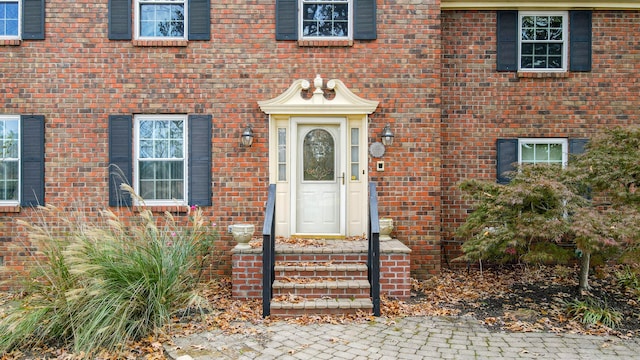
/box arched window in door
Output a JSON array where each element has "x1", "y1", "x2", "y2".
[{"x1": 302, "y1": 128, "x2": 335, "y2": 181}]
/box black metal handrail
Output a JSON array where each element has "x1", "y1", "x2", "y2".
[
  {"x1": 262, "y1": 184, "x2": 276, "y2": 318},
  {"x1": 368, "y1": 182, "x2": 381, "y2": 316}
]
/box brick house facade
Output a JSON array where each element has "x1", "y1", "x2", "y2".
[{"x1": 1, "y1": 0, "x2": 639, "y2": 286}]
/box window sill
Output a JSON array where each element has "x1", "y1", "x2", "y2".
[
  {"x1": 0, "y1": 205, "x2": 21, "y2": 213},
  {"x1": 132, "y1": 40, "x2": 189, "y2": 47},
  {"x1": 132, "y1": 205, "x2": 189, "y2": 214},
  {"x1": 298, "y1": 39, "x2": 353, "y2": 47},
  {"x1": 517, "y1": 71, "x2": 570, "y2": 79},
  {"x1": 0, "y1": 39, "x2": 21, "y2": 46}
]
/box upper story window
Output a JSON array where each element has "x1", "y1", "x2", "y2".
[
  {"x1": 109, "y1": 0, "x2": 209, "y2": 42},
  {"x1": 134, "y1": 0, "x2": 186, "y2": 40},
  {"x1": 134, "y1": 115, "x2": 187, "y2": 205},
  {"x1": 519, "y1": 11, "x2": 568, "y2": 71},
  {"x1": 0, "y1": 0, "x2": 19, "y2": 39},
  {"x1": 301, "y1": 0, "x2": 351, "y2": 39},
  {"x1": 275, "y1": 0, "x2": 376, "y2": 42},
  {"x1": 0, "y1": 115, "x2": 19, "y2": 204},
  {"x1": 496, "y1": 11, "x2": 591, "y2": 73}
]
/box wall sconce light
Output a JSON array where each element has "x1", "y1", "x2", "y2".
[
  {"x1": 241, "y1": 125, "x2": 254, "y2": 147},
  {"x1": 381, "y1": 124, "x2": 394, "y2": 146}
]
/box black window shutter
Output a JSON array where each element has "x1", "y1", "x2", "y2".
[
  {"x1": 569, "y1": 138, "x2": 589, "y2": 155},
  {"x1": 188, "y1": 0, "x2": 210, "y2": 40},
  {"x1": 108, "y1": 115, "x2": 133, "y2": 207},
  {"x1": 188, "y1": 115, "x2": 212, "y2": 206},
  {"x1": 496, "y1": 138, "x2": 518, "y2": 184},
  {"x1": 22, "y1": 0, "x2": 45, "y2": 40},
  {"x1": 108, "y1": 0, "x2": 132, "y2": 40},
  {"x1": 496, "y1": 11, "x2": 518, "y2": 72},
  {"x1": 275, "y1": 0, "x2": 297, "y2": 41},
  {"x1": 20, "y1": 115, "x2": 45, "y2": 207},
  {"x1": 570, "y1": 11, "x2": 592, "y2": 72},
  {"x1": 353, "y1": 0, "x2": 376, "y2": 40}
]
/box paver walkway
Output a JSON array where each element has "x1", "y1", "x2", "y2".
[{"x1": 165, "y1": 316, "x2": 640, "y2": 359}]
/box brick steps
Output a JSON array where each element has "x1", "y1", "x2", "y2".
[
  {"x1": 273, "y1": 279, "x2": 370, "y2": 298},
  {"x1": 274, "y1": 263, "x2": 368, "y2": 279},
  {"x1": 231, "y1": 239, "x2": 412, "y2": 316},
  {"x1": 268, "y1": 243, "x2": 374, "y2": 317},
  {"x1": 270, "y1": 298, "x2": 373, "y2": 317}
]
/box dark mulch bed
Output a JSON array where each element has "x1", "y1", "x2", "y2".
[{"x1": 408, "y1": 264, "x2": 640, "y2": 337}]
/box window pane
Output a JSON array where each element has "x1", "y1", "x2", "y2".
[
  {"x1": 521, "y1": 28, "x2": 534, "y2": 41},
  {"x1": 535, "y1": 29, "x2": 548, "y2": 41},
  {"x1": 522, "y1": 16, "x2": 534, "y2": 28},
  {"x1": 549, "y1": 143, "x2": 563, "y2": 161},
  {"x1": 548, "y1": 57, "x2": 562, "y2": 68},
  {"x1": 333, "y1": 21, "x2": 347, "y2": 37},
  {"x1": 169, "y1": 140, "x2": 182, "y2": 158},
  {"x1": 154, "y1": 140, "x2": 167, "y2": 158},
  {"x1": 139, "y1": 120, "x2": 153, "y2": 138},
  {"x1": 536, "y1": 16, "x2": 549, "y2": 27},
  {"x1": 534, "y1": 144, "x2": 549, "y2": 161},
  {"x1": 140, "y1": 140, "x2": 153, "y2": 158},
  {"x1": 550, "y1": 28, "x2": 563, "y2": 41},
  {"x1": 278, "y1": 128, "x2": 286, "y2": 181},
  {"x1": 521, "y1": 143, "x2": 534, "y2": 162},
  {"x1": 334, "y1": 4, "x2": 348, "y2": 20},
  {"x1": 139, "y1": 180, "x2": 155, "y2": 199},
  {"x1": 170, "y1": 161, "x2": 183, "y2": 179},
  {"x1": 0, "y1": 2, "x2": 18, "y2": 36},
  {"x1": 548, "y1": 43, "x2": 562, "y2": 55},
  {"x1": 156, "y1": 181, "x2": 171, "y2": 199},
  {"x1": 154, "y1": 121, "x2": 168, "y2": 139},
  {"x1": 139, "y1": 161, "x2": 154, "y2": 179},
  {"x1": 0, "y1": 161, "x2": 18, "y2": 201},
  {"x1": 278, "y1": 129, "x2": 286, "y2": 163},
  {"x1": 171, "y1": 181, "x2": 184, "y2": 199},
  {"x1": 350, "y1": 128, "x2": 359, "y2": 180}
]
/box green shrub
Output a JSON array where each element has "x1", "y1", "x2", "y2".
[
  {"x1": 565, "y1": 297, "x2": 622, "y2": 329},
  {"x1": 0, "y1": 189, "x2": 217, "y2": 355}
]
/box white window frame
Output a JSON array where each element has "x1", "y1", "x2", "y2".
[
  {"x1": 518, "y1": 138, "x2": 568, "y2": 167},
  {"x1": 133, "y1": 114, "x2": 188, "y2": 206},
  {"x1": 518, "y1": 11, "x2": 568, "y2": 72},
  {"x1": 0, "y1": 0, "x2": 20, "y2": 40},
  {"x1": 299, "y1": 0, "x2": 352, "y2": 41},
  {"x1": 0, "y1": 115, "x2": 20, "y2": 206},
  {"x1": 133, "y1": 0, "x2": 188, "y2": 41}
]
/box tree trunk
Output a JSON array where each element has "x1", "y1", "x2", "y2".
[{"x1": 579, "y1": 251, "x2": 591, "y2": 292}]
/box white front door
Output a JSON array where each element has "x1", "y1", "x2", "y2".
[{"x1": 294, "y1": 122, "x2": 345, "y2": 235}]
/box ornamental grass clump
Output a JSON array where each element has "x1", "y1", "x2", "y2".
[{"x1": 0, "y1": 187, "x2": 217, "y2": 355}]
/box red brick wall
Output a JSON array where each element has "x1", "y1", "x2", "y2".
[
  {"x1": 440, "y1": 10, "x2": 640, "y2": 266},
  {"x1": 0, "y1": 0, "x2": 442, "y2": 285}
]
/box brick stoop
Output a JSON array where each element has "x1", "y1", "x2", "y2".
[{"x1": 232, "y1": 238, "x2": 412, "y2": 317}]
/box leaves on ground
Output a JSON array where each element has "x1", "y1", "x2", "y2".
[{"x1": 2, "y1": 264, "x2": 639, "y2": 359}]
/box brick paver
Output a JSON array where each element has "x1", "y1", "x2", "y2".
[{"x1": 167, "y1": 316, "x2": 640, "y2": 360}]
